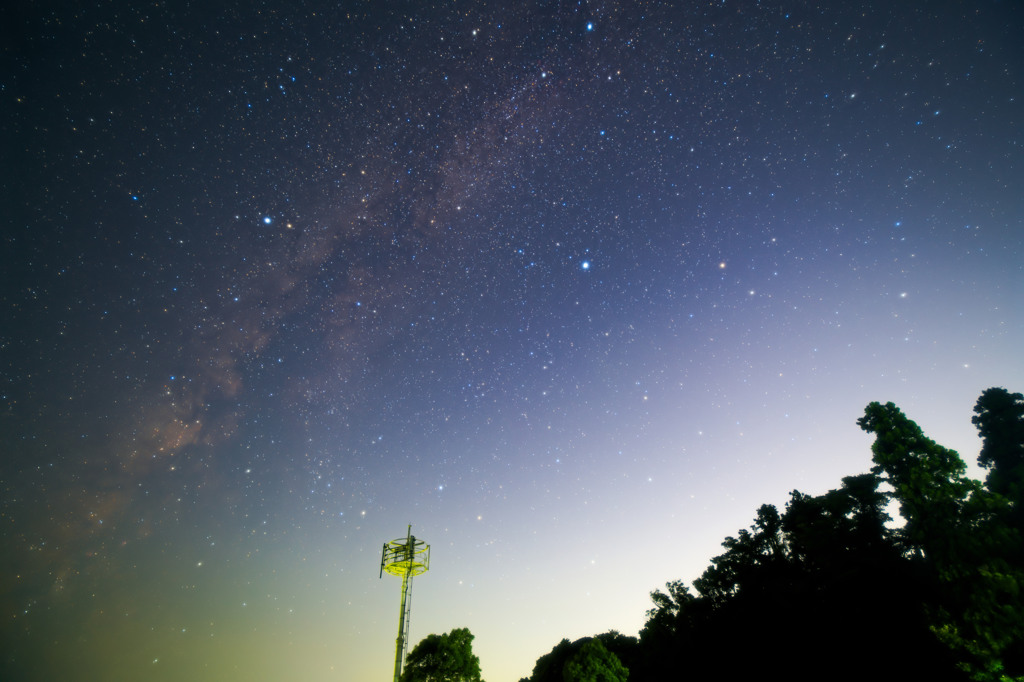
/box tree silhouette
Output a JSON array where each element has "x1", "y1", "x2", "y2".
[
  {"x1": 692, "y1": 503, "x2": 788, "y2": 607},
  {"x1": 522, "y1": 633, "x2": 637, "y2": 682},
  {"x1": 973, "y1": 387, "x2": 1024, "y2": 509},
  {"x1": 523, "y1": 638, "x2": 573, "y2": 682},
  {"x1": 858, "y1": 401, "x2": 978, "y2": 562},
  {"x1": 859, "y1": 398, "x2": 1022, "y2": 680},
  {"x1": 400, "y1": 627, "x2": 483, "y2": 682},
  {"x1": 562, "y1": 639, "x2": 628, "y2": 682},
  {"x1": 527, "y1": 389, "x2": 1024, "y2": 682}
]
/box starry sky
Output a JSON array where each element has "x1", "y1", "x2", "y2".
[{"x1": 2, "y1": 2, "x2": 1022, "y2": 680}]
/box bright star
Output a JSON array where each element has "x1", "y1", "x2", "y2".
[{"x1": 580, "y1": 261, "x2": 591, "y2": 270}]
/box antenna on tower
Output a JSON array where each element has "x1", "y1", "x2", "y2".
[{"x1": 380, "y1": 525, "x2": 430, "y2": 682}]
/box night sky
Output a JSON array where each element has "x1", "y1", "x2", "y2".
[{"x1": 2, "y1": 2, "x2": 1022, "y2": 680}]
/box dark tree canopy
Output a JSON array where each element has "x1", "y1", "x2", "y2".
[
  {"x1": 858, "y1": 400, "x2": 977, "y2": 561},
  {"x1": 400, "y1": 627, "x2": 483, "y2": 682},
  {"x1": 524, "y1": 389, "x2": 1024, "y2": 682},
  {"x1": 522, "y1": 633, "x2": 637, "y2": 682},
  {"x1": 973, "y1": 387, "x2": 1024, "y2": 506},
  {"x1": 562, "y1": 639, "x2": 628, "y2": 682}
]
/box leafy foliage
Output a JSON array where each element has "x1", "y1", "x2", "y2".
[
  {"x1": 860, "y1": 399, "x2": 1024, "y2": 680},
  {"x1": 858, "y1": 401, "x2": 978, "y2": 561},
  {"x1": 973, "y1": 388, "x2": 1024, "y2": 508},
  {"x1": 522, "y1": 633, "x2": 637, "y2": 682},
  {"x1": 692, "y1": 503, "x2": 787, "y2": 606},
  {"x1": 562, "y1": 639, "x2": 628, "y2": 682},
  {"x1": 401, "y1": 627, "x2": 483, "y2": 682},
  {"x1": 524, "y1": 389, "x2": 1024, "y2": 682}
]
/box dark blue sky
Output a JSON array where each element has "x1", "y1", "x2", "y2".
[{"x1": 3, "y1": 2, "x2": 1022, "y2": 680}]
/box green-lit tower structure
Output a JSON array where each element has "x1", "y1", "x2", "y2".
[{"x1": 380, "y1": 525, "x2": 430, "y2": 682}]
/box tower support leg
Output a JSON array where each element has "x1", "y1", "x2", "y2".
[{"x1": 393, "y1": 570, "x2": 410, "y2": 682}]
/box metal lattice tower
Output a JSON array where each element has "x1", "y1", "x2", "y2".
[{"x1": 380, "y1": 525, "x2": 430, "y2": 682}]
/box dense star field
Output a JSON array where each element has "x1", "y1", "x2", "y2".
[{"x1": 2, "y1": 2, "x2": 1022, "y2": 680}]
